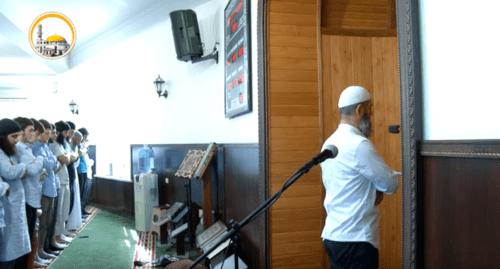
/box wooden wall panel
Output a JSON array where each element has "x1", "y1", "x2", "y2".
[
  {"x1": 422, "y1": 154, "x2": 500, "y2": 268},
  {"x1": 321, "y1": 35, "x2": 401, "y2": 268},
  {"x1": 89, "y1": 177, "x2": 135, "y2": 218},
  {"x1": 269, "y1": 46, "x2": 318, "y2": 59},
  {"x1": 418, "y1": 141, "x2": 500, "y2": 268},
  {"x1": 272, "y1": 253, "x2": 323, "y2": 269},
  {"x1": 268, "y1": 0, "x2": 324, "y2": 268},
  {"x1": 270, "y1": 1, "x2": 317, "y2": 14},
  {"x1": 271, "y1": 173, "x2": 321, "y2": 187},
  {"x1": 268, "y1": 1, "x2": 400, "y2": 268},
  {"x1": 321, "y1": 0, "x2": 397, "y2": 36},
  {"x1": 270, "y1": 70, "x2": 318, "y2": 82}
]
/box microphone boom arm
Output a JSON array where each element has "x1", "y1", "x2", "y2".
[{"x1": 186, "y1": 149, "x2": 333, "y2": 269}]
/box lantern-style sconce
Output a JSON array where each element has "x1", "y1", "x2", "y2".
[
  {"x1": 69, "y1": 99, "x2": 79, "y2": 115},
  {"x1": 154, "y1": 75, "x2": 167, "y2": 98}
]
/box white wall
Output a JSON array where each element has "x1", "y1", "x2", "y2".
[
  {"x1": 0, "y1": 0, "x2": 260, "y2": 179},
  {"x1": 419, "y1": 0, "x2": 500, "y2": 140}
]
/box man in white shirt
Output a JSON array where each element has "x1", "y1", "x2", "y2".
[
  {"x1": 320, "y1": 86, "x2": 400, "y2": 269},
  {"x1": 49, "y1": 121, "x2": 77, "y2": 247}
]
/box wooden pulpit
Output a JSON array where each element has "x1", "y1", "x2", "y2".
[{"x1": 175, "y1": 143, "x2": 217, "y2": 230}]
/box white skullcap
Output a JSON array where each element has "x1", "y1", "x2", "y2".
[
  {"x1": 338, "y1": 86, "x2": 371, "y2": 108},
  {"x1": 72, "y1": 131, "x2": 82, "y2": 139}
]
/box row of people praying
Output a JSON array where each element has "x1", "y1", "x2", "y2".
[{"x1": 0, "y1": 118, "x2": 93, "y2": 268}]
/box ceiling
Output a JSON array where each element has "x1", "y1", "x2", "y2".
[{"x1": 0, "y1": 0, "x2": 207, "y2": 94}]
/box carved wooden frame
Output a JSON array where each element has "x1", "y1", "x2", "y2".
[
  {"x1": 174, "y1": 149, "x2": 204, "y2": 179},
  {"x1": 396, "y1": 0, "x2": 423, "y2": 268}
]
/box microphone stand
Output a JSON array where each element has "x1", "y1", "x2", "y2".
[{"x1": 187, "y1": 158, "x2": 320, "y2": 269}]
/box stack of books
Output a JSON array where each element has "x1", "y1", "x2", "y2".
[
  {"x1": 153, "y1": 202, "x2": 186, "y2": 227},
  {"x1": 196, "y1": 220, "x2": 231, "y2": 260}
]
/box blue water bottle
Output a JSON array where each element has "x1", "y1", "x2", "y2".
[{"x1": 138, "y1": 145, "x2": 155, "y2": 173}]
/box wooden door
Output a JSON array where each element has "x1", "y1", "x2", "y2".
[{"x1": 321, "y1": 35, "x2": 402, "y2": 268}]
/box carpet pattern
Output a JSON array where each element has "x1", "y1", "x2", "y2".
[
  {"x1": 132, "y1": 231, "x2": 156, "y2": 269},
  {"x1": 33, "y1": 206, "x2": 100, "y2": 268},
  {"x1": 76, "y1": 206, "x2": 100, "y2": 233}
]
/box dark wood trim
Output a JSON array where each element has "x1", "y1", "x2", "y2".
[
  {"x1": 418, "y1": 156, "x2": 500, "y2": 269},
  {"x1": 89, "y1": 176, "x2": 135, "y2": 218},
  {"x1": 421, "y1": 140, "x2": 500, "y2": 159},
  {"x1": 397, "y1": 0, "x2": 423, "y2": 268},
  {"x1": 88, "y1": 203, "x2": 134, "y2": 220},
  {"x1": 389, "y1": 0, "x2": 397, "y2": 30},
  {"x1": 321, "y1": 27, "x2": 397, "y2": 37},
  {"x1": 257, "y1": 0, "x2": 269, "y2": 268},
  {"x1": 421, "y1": 156, "x2": 500, "y2": 268}
]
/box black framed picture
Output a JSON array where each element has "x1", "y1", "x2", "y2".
[{"x1": 224, "y1": 0, "x2": 252, "y2": 118}]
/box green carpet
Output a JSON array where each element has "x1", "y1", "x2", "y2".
[
  {"x1": 49, "y1": 209, "x2": 138, "y2": 268},
  {"x1": 48, "y1": 208, "x2": 223, "y2": 268}
]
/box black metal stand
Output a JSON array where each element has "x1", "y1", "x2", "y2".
[
  {"x1": 229, "y1": 220, "x2": 241, "y2": 269},
  {"x1": 187, "y1": 158, "x2": 318, "y2": 269},
  {"x1": 184, "y1": 181, "x2": 196, "y2": 246}
]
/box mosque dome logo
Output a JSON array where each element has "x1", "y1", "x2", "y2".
[{"x1": 29, "y1": 12, "x2": 76, "y2": 60}]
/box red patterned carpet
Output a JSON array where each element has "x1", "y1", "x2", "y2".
[
  {"x1": 76, "y1": 206, "x2": 100, "y2": 233},
  {"x1": 132, "y1": 231, "x2": 156, "y2": 269}
]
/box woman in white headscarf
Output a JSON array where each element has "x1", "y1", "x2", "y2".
[{"x1": 0, "y1": 118, "x2": 29, "y2": 269}]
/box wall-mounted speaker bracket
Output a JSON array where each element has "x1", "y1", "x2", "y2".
[{"x1": 191, "y1": 49, "x2": 218, "y2": 64}]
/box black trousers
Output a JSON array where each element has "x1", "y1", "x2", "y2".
[
  {"x1": 38, "y1": 196, "x2": 54, "y2": 253},
  {"x1": 78, "y1": 173, "x2": 90, "y2": 214},
  {"x1": 68, "y1": 165, "x2": 78, "y2": 216},
  {"x1": 0, "y1": 260, "x2": 15, "y2": 269},
  {"x1": 45, "y1": 194, "x2": 59, "y2": 248},
  {"x1": 68, "y1": 177, "x2": 75, "y2": 215},
  {"x1": 323, "y1": 240, "x2": 379, "y2": 269}
]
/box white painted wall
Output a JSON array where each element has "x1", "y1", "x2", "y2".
[
  {"x1": 419, "y1": 0, "x2": 500, "y2": 140},
  {"x1": 0, "y1": 0, "x2": 259, "y2": 179}
]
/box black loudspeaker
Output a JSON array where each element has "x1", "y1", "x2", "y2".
[{"x1": 170, "y1": 10, "x2": 203, "y2": 62}]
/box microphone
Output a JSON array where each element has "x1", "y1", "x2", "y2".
[
  {"x1": 312, "y1": 144, "x2": 338, "y2": 165},
  {"x1": 288, "y1": 144, "x2": 338, "y2": 185},
  {"x1": 388, "y1": 125, "x2": 400, "y2": 134}
]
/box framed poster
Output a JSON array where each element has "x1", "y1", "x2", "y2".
[{"x1": 224, "y1": 0, "x2": 252, "y2": 118}]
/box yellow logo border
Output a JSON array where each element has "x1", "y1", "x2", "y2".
[{"x1": 29, "y1": 12, "x2": 76, "y2": 60}]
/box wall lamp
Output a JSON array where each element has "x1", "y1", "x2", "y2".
[
  {"x1": 154, "y1": 75, "x2": 167, "y2": 98},
  {"x1": 69, "y1": 99, "x2": 79, "y2": 115}
]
